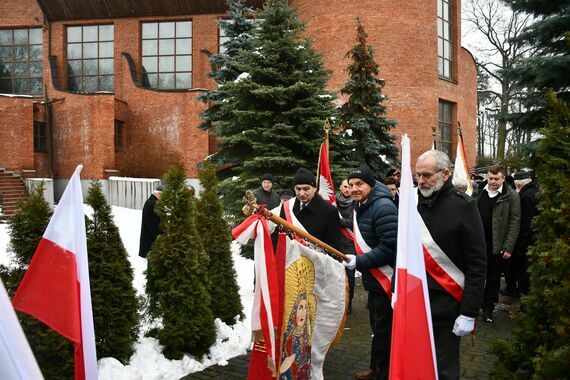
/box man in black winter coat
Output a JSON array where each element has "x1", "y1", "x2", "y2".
[
  {"x1": 416, "y1": 150, "x2": 487, "y2": 380},
  {"x1": 139, "y1": 184, "x2": 163, "y2": 258},
  {"x1": 275, "y1": 168, "x2": 343, "y2": 251},
  {"x1": 511, "y1": 170, "x2": 539, "y2": 295},
  {"x1": 253, "y1": 173, "x2": 280, "y2": 210},
  {"x1": 343, "y1": 164, "x2": 398, "y2": 380}
]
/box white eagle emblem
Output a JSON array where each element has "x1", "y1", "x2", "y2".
[{"x1": 319, "y1": 175, "x2": 335, "y2": 204}]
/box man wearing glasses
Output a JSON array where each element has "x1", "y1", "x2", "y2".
[{"x1": 415, "y1": 150, "x2": 487, "y2": 380}]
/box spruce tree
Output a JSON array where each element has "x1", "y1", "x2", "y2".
[
  {"x1": 195, "y1": 161, "x2": 243, "y2": 325},
  {"x1": 503, "y1": 0, "x2": 570, "y2": 131},
  {"x1": 339, "y1": 17, "x2": 398, "y2": 177},
  {"x1": 2, "y1": 184, "x2": 74, "y2": 379},
  {"x1": 85, "y1": 180, "x2": 139, "y2": 362},
  {"x1": 492, "y1": 92, "x2": 570, "y2": 379},
  {"x1": 145, "y1": 162, "x2": 216, "y2": 359},
  {"x1": 198, "y1": 0, "x2": 258, "y2": 155},
  {"x1": 208, "y1": 0, "x2": 334, "y2": 224}
]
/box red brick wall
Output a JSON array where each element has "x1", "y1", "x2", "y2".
[
  {"x1": 292, "y1": 0, "x2": 477, "y2": 170},
  {"x1": 0, "y1": 0, "x2": 43, "y2": 26},
  {"x1": 1, "y1": 0, "x2": 476, "y2": 179},
  {"x1": 0, "y1": 97, "x2": 35, "y2": 171},
  {"x1": 44, "y1": 14, "x2": 219, "y2": 179}
]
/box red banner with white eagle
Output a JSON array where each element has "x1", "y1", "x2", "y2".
[{"x1": 317, "y1": 142, "x2": 336, "y2": 205}]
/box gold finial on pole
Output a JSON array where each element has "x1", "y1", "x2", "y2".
[
  {"x1": 242, "y1": 190, "x2": 259, "y2": 217},
  {"x1": 323, "y1": 118, "x2": 331, "y2": 151}
]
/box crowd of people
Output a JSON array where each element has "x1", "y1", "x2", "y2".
[
  {"x1": 250, "y1": 149, "x2": 538, "y2": 380},
  {"x1": 138, "y1": 149, "x2": 539, "y2": 380}
]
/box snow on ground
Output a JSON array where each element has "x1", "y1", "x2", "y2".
[{"x1": 0, "y1": 205, "x2": 255, "y2": 379}]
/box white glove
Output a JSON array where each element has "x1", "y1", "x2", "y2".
[
  {"x1": 452, "y1": 315, "x2": 475, "y2": 336},
  {"x1": 342, "y1": 254, "x2": 357, "y2": 270}
]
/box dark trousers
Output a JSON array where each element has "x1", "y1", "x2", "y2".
[
  {"x1": 433, "y1": 323, "x2": 461, "y2": 380},
  {"x1": 504, "y1": 253, "x2": 523, "y2": 293},
  {"x1": 346, "y1": 268, "x2": 355, "y2": 304},
  {"x1": 483, "y1": 253, "x2": 502, "y2": 309},
  {"x1": 367, "y1": 291, "x2": 392, "y2": 380}
]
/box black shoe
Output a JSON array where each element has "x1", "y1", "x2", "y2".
[{"x1": 482, "y1": 309, "x2": 494, "y2": 323}]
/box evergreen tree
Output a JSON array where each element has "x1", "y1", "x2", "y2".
[
  {"x1": 195, "y1": 161, "x2": 243, "y2": 325},
  {"x1": 2, "y1": 184, "x2": 74, "y2": 378},
  {"x1": 207, "y1": 0, "x2": 334, "y2": 224},
  {"x1": 85, "y1": 180, "x2": 139, "y2": 362},
  {"x1": 492, "y1": 92, "x2": 570, "y2": 379},
  {"x1": 503, "y1": 0, "x2": 570, "y2": 131},
  {"x1": 145, "y1": 162, "x2": 216, "y2": 359},
  {"x1": 339, "y1": 17, "x2": 398, "y2": 177},
  {"x1": 198, "y1": 0, "x2": 258, "y2": 152}
]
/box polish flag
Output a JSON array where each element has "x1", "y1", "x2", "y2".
[
  {"x1": 0, "y1": 279, "x2": 43, "y2": 379},
  {"x1": 389, "y1": 135, "x2": 438, "y2": 380},
  {"x1": 12, "y1": 165, "x2": 98, "y2": 380},
  {"x1": 452, "y1": 131, "x2": 473, "y2": 196},
  {"x1": 232, "y1": 213, "x2": 280, "y2": 379},
  {"x1": 317, "y1": 142, "x2": 336, "y2": 205}
]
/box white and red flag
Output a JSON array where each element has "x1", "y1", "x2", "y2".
[
  {"x1": 389, "y1": 135, "x2": 438, "y2": 380},
  {"x1": 0, "y1": 279, "x2": 43, "y2": 379},
  {"x1": 12, "y1": 165, "x2": 98, "y2": 380},
  {"x1": 317, "y1": 142, "x2": 336, "y2": 205},
  {"x1": 232, "y1": 213, "x2": 280, "y2": 379},
  {"x1": 452, "y1": 130, "x2": 473, "y2": 196}
]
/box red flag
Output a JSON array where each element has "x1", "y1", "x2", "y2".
[
  {"x1": 317, "y1": 142, "x2": 336, "y2": 205},
  {"x1": 12, "y1": 165, "x2": 98, "y2": 380},
  {"x1": 389, "y1": 135, "x2": 438, "y2": 380}
]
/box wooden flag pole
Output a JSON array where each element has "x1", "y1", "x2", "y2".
[
  {"x1": 324, "y1": 118, "x2": 331, "y2": 153},
  {"x1": 242, "y1": 190, "x2": 349, "y2": 262}
]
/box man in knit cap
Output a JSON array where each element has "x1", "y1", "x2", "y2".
[
  {"x1": 275, "y1": 167, "x2": 342, "y2": 251},
  {"x1": 253, "y1": 173, "x2": 280, "y2": 210},
  {"x1": 344, "y1": 164, "x2": 398, "y2": 380}
]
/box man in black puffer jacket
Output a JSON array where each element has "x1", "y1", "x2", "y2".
[{"x1": 343, "y1": 164, "x2": 398, "y2": 380}]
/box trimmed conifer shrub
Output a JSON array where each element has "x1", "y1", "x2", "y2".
[
  {"x1": 145, "y1": 162, "x2": 216, "y2": 359},
  {"x1": 196, "y1": 161, "x2": 243, "y2": 325},
  {"x1": 85, "y1": 180, "x2": 139, "y2": 362},
  {"x1": 3, "y1": 183, "x2": 74, "y2": 379},
  {"x1": 492, "y1": 92, "x2": 570, "y2": 378}
]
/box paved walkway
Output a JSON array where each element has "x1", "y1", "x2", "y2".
[{"x1": 185, "y1": 281, "x2": 516, "y2": 379}]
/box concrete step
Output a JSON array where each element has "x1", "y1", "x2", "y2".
[{"x1": 0, "y1": 168, "x2": 27, "y2": 220}]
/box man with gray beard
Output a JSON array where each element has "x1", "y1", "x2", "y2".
[{"x1": 416, "y1": 150, "x2": 487, "y2": 380}]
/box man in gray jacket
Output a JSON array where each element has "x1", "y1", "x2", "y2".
[{"x1": 477, "y1": 164, "x2": 521, "y2": 323}]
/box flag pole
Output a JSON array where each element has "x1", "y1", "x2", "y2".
[
  {"x1": 316, "y1": 119, "x2": 330, "y2": 193},
  {"x1": 324, "y1": 118, "x2": 331, "y2": 153},
  {"x1": 242, "y1": 190, "x2": 349, "y2": 262}
]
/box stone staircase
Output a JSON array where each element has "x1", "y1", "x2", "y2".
[{"x1": 0, "y1": 169, "x2": 28, "y2": 221}]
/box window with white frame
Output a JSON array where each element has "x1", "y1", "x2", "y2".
[
  {"x1": 0, "y1": 28, "x2": 43, "y2": 95},
  {"x1": 67, "y1": 24, "x2": 114, "y2": 92},
  {"x1": 437, "y1": 0, "x2": 453, "y2": 79},
  {"x1": 141, "y1": 21, "x2": 192, "y2": 90}
]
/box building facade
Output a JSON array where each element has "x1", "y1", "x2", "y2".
[{"x1": 0, "y1": 0, "x2": 476, "y2": 194}]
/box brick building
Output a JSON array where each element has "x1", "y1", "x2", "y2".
[{"x1": 0, "y1": 0, "x2": 476, "y2": 198}]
